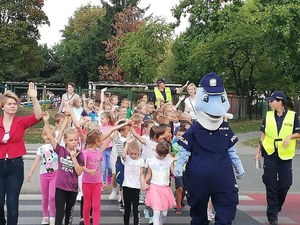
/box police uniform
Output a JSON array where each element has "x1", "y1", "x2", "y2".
[
  {"x1": 260, "y1": 108, "x2": 300, "y2": 223},
  {"x1": 150, "y1": 78, "x2": 177, "y2": 107},
  {"x1": 178, "y1": 121, "x2": 239, "y2": 225}
]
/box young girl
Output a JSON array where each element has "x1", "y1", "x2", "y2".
[
  {"x1": 27, "y1": 126, "x2": 58, "y2": 225},
  {"x1": 99, "y1": 112, "x2": 114, "y2": 185},
  {"x1": 143, "y1": 141, "x2": 176, "y2": 225},
  {"x1": 121, "y1": 139, "x2": 145, "y2": 225},
  {"x1": 82, "y1": 129, "x2": 107, "y2": 225},
  {"x1": 43, "y1": 111, "x2": 84, "y2": 225}
]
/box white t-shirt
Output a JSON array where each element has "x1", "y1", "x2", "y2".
[
  {"x1": 146, "y1": 155, "x2": 173, "y2": 186},
  {"x1": 122, "y1": 155, "x2": 145, "y2": 189},
  {"x1": 36, "y1": 143, "x2": 59, "y2": 174},
  {"x1": 141, "y1": 139, "x2": 157, "y2": 160},
  {"x1": 184, "y1": 97, "x2": 197, "y2": 119}
]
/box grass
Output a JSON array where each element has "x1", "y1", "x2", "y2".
[
  {"x1": 229, "y1": 119, "x2": 261, "y2": 134},
  {"x1": 14, "y1": 107, "x2": 58, "y2": 144}
]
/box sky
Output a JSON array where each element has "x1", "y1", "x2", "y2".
[{"x1": 38, "y1": 0, "x2": 189, "y2": 46}]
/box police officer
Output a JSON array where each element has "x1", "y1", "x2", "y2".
[
  {"x1": 255, "y1": 91, "x2": 300, "y2": 225},
  {"x1": 150, "y1": 78, "x2": 188, "y2": 108}
]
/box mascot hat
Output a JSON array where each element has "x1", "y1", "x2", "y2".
[{"x1": 195, "y1": 72, "x2": 230, "y2": 130}]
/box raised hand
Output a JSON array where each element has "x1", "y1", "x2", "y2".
[
  {"x1": 27, "y1": 82, "x2": 37, "y2": 99},
  {"x1": 42, "y1": 111, "x2": 50, "y2": 122}
]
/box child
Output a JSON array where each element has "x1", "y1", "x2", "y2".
[
  {"x1": 121, "y1": 98, "x2": 132, "y2": 119},
  {"x1": 43, "y1": 111, "x2": 84, "y2": 225},
  {"x1": 144, "y1": 102, "x2": 155, "y2": 121},
  {"x1": 143, "y1": 141, "x2": 176, "y2": 225},
  {"x1": 27, "y1": 126, "x2": 58, "y2": 225},
  {"x1": 121, "y1": 139, "x2": 145, "y2": 225},
  {"x1": 82, "y1": 129, "x2": 107, "y2": 225},
  {"x1": 110, "y1": 95, "x2": 119, "y2": 110},
  {"x1": 131, "y1": 113, "x2": 143, "y2": 136},
  {"x1": 71, "y1": 96, "x2": 83, "y2": 123},
  {"x1": 99, "y1": 112, "x2": 114, "y2": 185},
  {"x1": 170, "y1": 127, "x2": 187, "y2": 215}
]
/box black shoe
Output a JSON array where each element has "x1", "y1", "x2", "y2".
[
  {"x1": 79, "y1": 221, "x2": 84, "y2": 225},
  {"x1": 269, "y1": 220, "x2": 278, "y2": 225}
]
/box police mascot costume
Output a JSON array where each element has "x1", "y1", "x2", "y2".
[{"x1": 175, "y1": 72, "x2": 241, "y2": 225}]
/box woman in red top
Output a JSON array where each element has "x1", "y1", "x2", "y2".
[{"x1": 0, "y1": 82, "x2": 42, "y2": 225}]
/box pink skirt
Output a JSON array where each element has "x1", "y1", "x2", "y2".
[{"x1": 145, "y1": 183, "x2": 176, "y2": 211}]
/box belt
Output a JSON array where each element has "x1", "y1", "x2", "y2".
[{"x1": 0, "y1": 156, "x2": 22, "y2": 161}]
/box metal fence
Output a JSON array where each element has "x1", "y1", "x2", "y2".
[{"x1": 2, "y1": 82, "x2": 299, "y2": 120}]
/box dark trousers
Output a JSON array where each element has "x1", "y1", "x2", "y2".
[
  {"x1": 55, "y1": 187, "x2": 77, "y2": 225},
  {"x1": 123, "y1": 186, "x2": 140, "y2": 225},
  {"x1": 0, "y1": 157, "x2": 24, "y2": 225},
  {"x1": 262, "y1": 154, "x2": 292, "y2": 222}
]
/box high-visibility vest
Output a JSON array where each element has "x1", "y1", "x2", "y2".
[
  {"x1": 263, "y1": 110, "x2": 296, "y2": 160},
  {"x1": 154, "y1": 87, "x2": 172, "y2": 106}
]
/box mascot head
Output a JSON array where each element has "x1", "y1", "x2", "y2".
[{"x1": 195, "y1": 72, "x2": 230, "y2": 131}]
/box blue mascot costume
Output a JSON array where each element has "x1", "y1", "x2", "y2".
[{"x1": 175, "y1": 72, "x2": 240, "y2": 225}]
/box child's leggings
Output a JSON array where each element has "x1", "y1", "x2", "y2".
[
  {"x1": 102, "y1": 147, "x2": 112, "y2": 183},
  {"x1": 40, "y1": 171, "x2": 57, "y2": 217},
  {"x1": 153, "y1": 210, "x2": 168, "y2": 225},
  {"x1": 55, "y1": 187, "x2": 77, "y2": 225},
  {"x1": 123, "y1": 186, "x2": 140, "y2": 225},
  {"x1": 82, "y1": 182, "x2": 102, "y2": 225}
]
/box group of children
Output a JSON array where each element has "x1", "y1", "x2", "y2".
[{"x1": 27, "y1": 87, "x2": 244, "y2": 225}]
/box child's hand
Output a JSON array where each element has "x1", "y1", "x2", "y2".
[
  {"x1": 101, "y1": 87, "x2": 107, "y2": 92},
  {"x1": 88, "y1": 169, "x2": 97, "y2": 176},
  {"x1": 26, "y1": 174, "x2": 32, "y2": 183},
  {"x1": 42, "y1": 111, "x2": 49, "y2": 122},
  {"x1": 179, "y1": 95, "x2": 185, "y2": 101},
  {"x1": 142, "y1": 183, "x2": 149, "y2": 191},
  {"x1": 102, "y1": 183, "x2": 107, "y2": 190}
]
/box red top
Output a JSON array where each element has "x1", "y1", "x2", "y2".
[{"x1": 0, "y1": 114, "x2": 40, "y2": 159}]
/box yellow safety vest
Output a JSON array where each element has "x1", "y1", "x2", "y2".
[
  {"x1": 154, "y1": 87, "x2": 172, "y2": 106},
  {"x1": 263, "y1": 110, "x2": 296, "y2": 160}
]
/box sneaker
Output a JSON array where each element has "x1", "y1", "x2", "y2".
[
  {"x1": 109, "y1": 189, "x2": 118, "y2": 200},
  {"x1": 175, "y1": 207, "x2": 182, "y2": 215},
  {"x1": 118, "y1": 201, "x2": 124, "y2": 214},
  {"x1": 49, "y1": 217, "x2": 55, "y2": 225},
  {"x1": 79, "y1": 220, "x2": 84, "y2": 225},
  {"x1": 41, "y1": 217, "x2": 49, "y2": 225}
]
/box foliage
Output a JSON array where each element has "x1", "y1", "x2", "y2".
[
  {"x1": 115, "y1": 18, "x2": 172, "y2": 83},
  {"x1": 171, "y1": 0, "x2": 300, "y2": 118},
  {"x1": 0, "y1": 0, "x2": 48, "y2": 81},
  {"x1": 99, "y1": 5, "x2": 144, "y2": 82},
  {"x1": 56, "y1": 5, "x2": 107, "y2": 87}
]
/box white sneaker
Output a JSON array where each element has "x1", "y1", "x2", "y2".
[
  {"x1": 49, "y1": 217, "x2": 55, "y2": 225},
  {"x1": 109, "y1": 189, "x2": 118, "y2": 200},
  {"x1": 41, "y1": 217, "x2": 49, "y2": 225}
]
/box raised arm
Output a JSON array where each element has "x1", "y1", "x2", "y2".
[
  {"x1": 27, "y1": 82, "x2": 42, "y2": 120},
  {"x1": 176, "y1": 80, "x2": 189, "y2": 94},
  {"x1": 43, "y1": 112, "x2": 57, "y2": 150},
  {"x1": 130, "y1": 126, "x2": 146, "y2": 145},
  {"x1": 174, "y1": 95, "x2": 185, "y2": 109}
]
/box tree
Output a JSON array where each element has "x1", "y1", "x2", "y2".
[
  {"x1": 99, "y1": 5, "x2": 145, "y2": 82},
  {"x1": 57, "y1": 5, "x2": 107, "y2": 87},
  {"x1": 116, "y1": 19, "x2": 172, "y2": 83},
  {"x1": 0, "y1": 0, "x2": 48, "y2": 81}
]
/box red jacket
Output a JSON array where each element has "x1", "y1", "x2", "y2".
[{"x1": 0, "y1": 114, "x2": 40, "y2": 159}]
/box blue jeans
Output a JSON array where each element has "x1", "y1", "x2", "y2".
[
  {"x1": 0, "y1": 157, "x2": 24, "y2": 225},
  {"x1": 102, "y1": 147, "x2": 112, "y2": 183}
]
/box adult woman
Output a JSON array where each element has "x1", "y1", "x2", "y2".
[
  {"x1": 58, "y1": 82, "x2": 80, "y2": 113},
  {"x1": 0, "y1": 82, "x2": 42, "y2": 225},
  {"x1": 255, "y1": 91, "x2": 300, "y2": 225},
  {"x1": 184, "y1": 83, "x2": 197, "y2": 122}
]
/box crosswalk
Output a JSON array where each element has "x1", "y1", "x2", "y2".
[
  {"x1": 17, "y1": 193, "x2": 300, "y2": 225},
  {"x1": 17, "y1": 194, "x2": 191, "y2": 225}
]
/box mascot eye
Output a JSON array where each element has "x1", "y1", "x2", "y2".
[
  {"x1": 202, "y1": 94, "x2": 209, "y2": 103},
  {"x1": 221, "y1": 94, "x2": 226, "y2": 103}
]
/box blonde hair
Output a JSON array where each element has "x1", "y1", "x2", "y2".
[
  {"x1": 0, "y1": 91, "x2": 19, "y2": 108},
  {"x1": 127, "y1": 140, "x2": 140, "y2": 155},
  {"x1": 63, "y1": 128, "x2": 77, "y2": 141}
]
